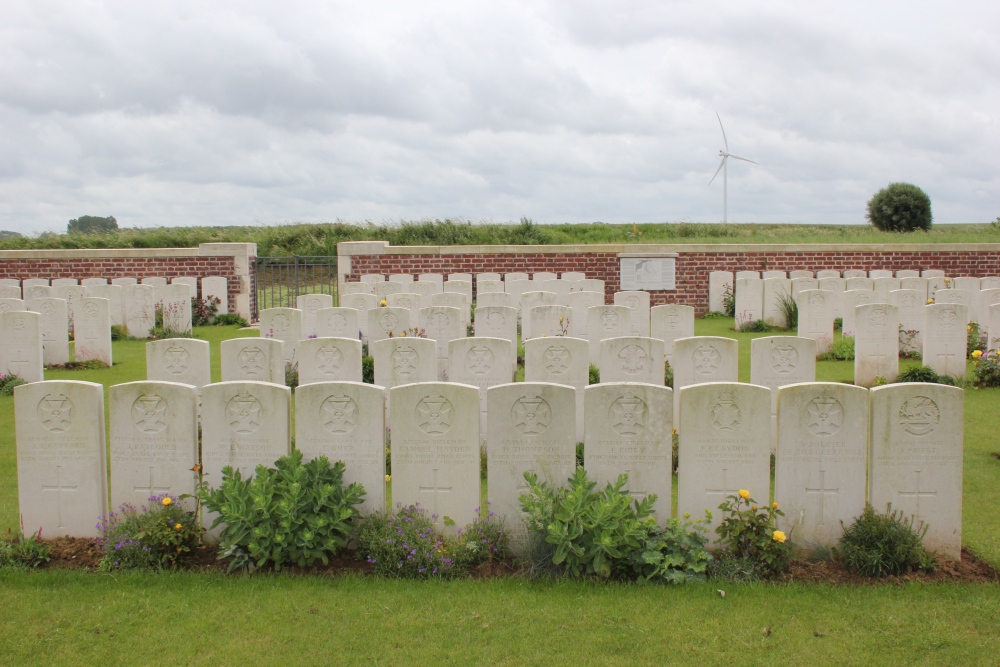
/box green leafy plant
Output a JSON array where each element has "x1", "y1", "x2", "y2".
[
  {"x1": 627, "y1": 511, "x2": 713, "y2": 584},
  {"x1": 664, "y1": 361, "x2": 673, "y2": 388},
  {"x1": 451, "y1": 507, "x2": 510, "y2": 571},
  {"x1": 833, "y1": 317, "x2": 843, "y2": 332},
  {"x1": 701, "y1": 311, "x2": 727, "y2": 320},
  {"x1": 713, "y1": 490, "x2": 791, "y2": 579},
  {"x1": 871, "y1": 375, "x2": 889, "y2": 387},
  {"x1": 95, "y1": 494, "x2": 201, "y2": 571},
  {"x1": 213, "y1": 313, "x2": 250, "y2": 327},
  {"x1": 737, "y1": 318, "x2": 773, "y2": 333},
  {"x1": 896, "y1": 365, "x2": 955, "y2": 385},
  {"x1": 199, "y1": 450, "x2": 365, "y2": 573},
  {"x1": 285, "y1": 361, "x2": 299, "y2": 390},
  {"x1": 0, "y1": 528, "x2": 51, "y2": 569},
  {"x1": 775, "y1": 292, "x2": 798, "y2": 330},
  {"x1": 191, "y1": 296, "x2": 221, "y2": 326},
  {"x1": 967, "y1": 321, "x2": 987, "y2": 359},
  {"x1": 721, "y1": 283, "x2": 736, "y2": 317},
  {"x1": 588, "y1": 364, "x2": 600, "y2": 385},
  {"x1": 866, "y1": 182, "x2": 933, "y2": 232},
  {"x1": 518, "y1": 467, "x2": 656, "y2": 578},
  {"x1": 819, "y1": 335, "x2": 855, "y2": 361},
  {"x1": 362, "y1": 356, "x2": 375, "y2": 384},
  {"x1": 110, "y1": 324, "x2": 128, "y2": 341},
  {"x1": 837, "y1": 503, "x2": 936, "y2": 578},
  {"x1": 898, "y1": 326, "x2": 921, "y2": 359},
  {"x1": 973, "y1": 349, "x2": 1000, "y2": 387},
  {"x1": 0, "y1": 373, "x2": 27, "y2": 396}
]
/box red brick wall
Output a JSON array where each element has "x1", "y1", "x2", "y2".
[
  {"x1": 349, "y1": 249, "x2": 1000, "y2": 315},
  {"x1": 0, "y1": 256, "x2": 242, "y2": 315}
]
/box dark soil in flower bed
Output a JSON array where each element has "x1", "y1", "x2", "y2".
[{"x1": 38, "y1": 538, "x2": 999, "y2": 584}]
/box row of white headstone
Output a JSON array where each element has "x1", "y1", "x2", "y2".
[
  {"x1": 0, "y1": 300, "x2": 114, "y2": 375},
  {"x1": 0, "y1": 275, "x2": 227, "y2": 305},
  {"x1": 15, "y1": 378, "x2": 963, "y2": 559}
]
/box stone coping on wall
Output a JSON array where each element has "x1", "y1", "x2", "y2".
[
  {"x1": 0, "y1": 242, "x2": 257, "y2": 260},
  {"x1": 338, "y1": 240, "x2": 1000, "y2": 256}
]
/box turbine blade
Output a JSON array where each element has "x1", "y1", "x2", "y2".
[
  {"x1": 708, "y1": 157, "x2": 727, "y2": 186},
  {"x1": 716, "y1": 112, "x2": 729, "y2": 151},
  {"x1": 728, "y1": 154, "x2": 758, "y2": 165}
]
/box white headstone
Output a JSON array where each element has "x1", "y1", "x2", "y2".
[
  {"x1": 587, "y1": 305, "x2": 631, "y2": 365},
  {"x1": 431, "y1": 291, "x2": 470, "y2": 328},
  {"x1": 360, "y1": 274, "x2": 385, "y2": 285},
  {"x1": 775, "y1": 383, "x2": 869, "y2": 549},
  {"x1": 386, "y1": 292, "x2": 421, "y2": 323},
  {"x1": 842, "y1": 269, "x2": 868, "y2": 279},
  {"x1": 854, "y1": 303, "x2": 899, "y2": 385},
  {"x1": 816, "y1": 270, "x2": 841, "y2": 279},
  {"x1": 259, "y1": 307, "x2": 302, "y2": 364},
  {"x1": 341, "y1": 282, "x2": 373, "y2": 296},
  {"x1": 367, "y1": 306, "x2": 411, "y2": 344},
  {"x1": 54, "y1": 284, "x2": 86, "y2": 329},
  {"x1": 476, "y1": 291, "x2": 513, "y2": 310},
  {"x1": 868, "y1": 270, "x2": 893, "y2": 279},
  {"x1": 734, "y1": 278, "x2": 764, "y2": 328},
  {"x1": 315, "y1": 307, "x2": 360, "y2": 340},
  {"x1": 585, "y1": 382, "x2": 673, "y2": 524},
  {"x1": 410, "y1": 280, "x2": 442, "y2": 306},
  {"x1": 372, "y1": 337, "x2": 438, "y2": 390},
  {"x1": 922, "y1": 270, "x2": 946, "y2": 279},
  {"x1": 762, "y1": 271, "x2": 787, "y2": 279},
  {"x1": 448, "y1": 337, "x2": 515, "y2": 440},
  {"x1": 504, "y1": 279, "x2": 532, "y2": 313},
  {"x1": 818, "y1": 277, "x2": 846, "y2": 319},
  {"x1": 926, "y1": 276, "x2": 948, "y2": 301},
  {"x1": 171, "y1": 277, "x2": 198, "y2": 298},
  {"x1": 418, "y1": 273, "x2": 444, "y2": 286},
  {"x1": 473, "y1": 305, "x2": 517, "y2": 373},
  {"x1": 81, "y1": 278, "x2": 107, "y2": 287},
  {"x1": 0, "y1": 278, "x2": 20, "y2": 288},
  {"x1": 762, "y1": 278, "x2": 792, "y2": 328},
  {"x1": 990, "y1": 304, "x2": 1000, "y2": 349},
  {"x1": 32, "y1": 298, "x2": 70, "y2": 365},
  {"x1": 1, "y1": 311, "x2": 44, "y2": 382},
  {"x1": 0, "y1": 286, "x2": 21, "y2": 300},
  {"x1": 525, "y1": 336, "x2": 589, "y2": 441},
  {"x1": 389, "y1": 382, "x2": 481, "y2": 534},
  {"x1": 614, "y1": 291, "x2": 651, "y2": 337},
  {"x1": 146, "y1": 338, "x2": 211, "y2": 388},
  {"x1": 533, "y1": 272, "x2": 558, "y2": 282},
  {"x1": 933, "y1": 289, "x2": 973, "y2": 326},
  {"x1": 74, "y1": 297, "x2": 112, "y2": 366},
  {"x1": 15, "y1": 381, "x2": 107, "y2": 537},
  {"x1": 201, "y1": 381, "x2": 291, "y2": 534},
  {"x1": 487, "y1": 382, "x2": 577, "y2": 555},
  {"x1": 519, "y1": 291, "x2": 557, "y2": 339},
  {"x1": 567, "y1": 291, "x2": 603, "y2": 338},
  {"x1": 561, "y1": 271, "x2": 586, "y2": 281},
  {"x1": 220, "y1": 338, "x2": 285, "y2": 383},
  {"x1": 123, "y1": 284, "x2": 156, "y2": 338},
  {"x1": 23, "y1": 278, "x2": 50, "y2": 289},
  {"x1": 899, "y1": 276, "x2": 928, "y2": 299},
  {"x1": 25, "y1": 284, "x2": 53, "y2": 301},
  {"x1": 789, "y1": 270, "x2": 814, "y2": 279},
  {"x1": 342, "y1": 293, "x2": 377, "y2": 342},
  {"x1": 978, "y1": 289, "x2": 1000, "y2": 338},
  {"x1": 981, "y1": 277, "x2": 1000, "y2": 290},
  {"x1": 297, "y1": 337, "x2": 363, "y2": 385},
  {"x1": 528, "y1": 304, "x2": 572, "y2": 339},
  {"x1": 872, "y1": 277, "x2": 900, "y2": 303},
  {"x1": 797, "y1": 289, "x2": 835, "y2": 354},
  {"x1": 375, "y1": 281, "x2": 405, "y2": 302},
  {"x1": 295, "y1": 381, "x2": 386, "y2": 514},
  {"x1": 87, "y1": 284, "x2": 123, "y2": 326},
  {"x1": 161, "y1": 284, "x2": 192, "y2": 334},
  {"x1": 895, "y1": 270, "x2": 920, "y2": 279},
  {"x1": 538, "y1": 279, "x2": 571, "y2": 305},
  {"x1": 109, "y1": 381, "x2": 199, "y2": 511},
  {"x1": 0, "y1": 297, "x2": 25, "y2": 313},
  {"x1": 922, "y1": 304, "x2": 968, "y2": 380},
  {"x1": 677, "y1": 383, "x2": 772, "y2": 535},
  {"x1": 504, "y1": 272, "x2": 530, "y2": 282},
  {"x1": 651, "y1": 304, "x2": 694, "y2": 361},
  {"x1": 790, "y1": 277, "x2": 818, "y2": 298},
  {"x1": 750, "y1": 336, "x2": 817, "y2": 432},
  {"x1": 600, "y1": 336, "x2": 665, "y2": 386},
  {"x1": 420, "y1": 306, "x2": 465, "y2": 374},
  {"x1": 52, "y1": 278, "x2": 79, "y2": 288},
  {"x1": 389, "y1": 273, "x2": 413, "y2": 285},
  {"x1": 201, "y1": 276, "x2": 228, "y2": 314},
  {"x1": 841, "y1": 289, "x2": 878, "y2": 336},
  {"x1": 735, "y1": 271, "x2": 760, "y2": 280},
  {"x1": 869, "y1": 384, "x2": 963, "y2": 559},
  {"x1": 476, "y1": 279, "x2": 504, "y2": 295},
  {"x1": 581, "y1": 278, "x2": 605, "y2": 295},
  {"x1": 672, "y1": 336, "x2": 739, "y2": 393},
  {"x1": 111, "y1": 277, "x2": 138, "y2": 286},
  {"x1": 297, "y1": 293, "x2": 334, "y2": 338}
]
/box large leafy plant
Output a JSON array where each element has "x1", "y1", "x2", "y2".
[{"x1": 199, "y1": 449, "x2": 365, "y2": 572}]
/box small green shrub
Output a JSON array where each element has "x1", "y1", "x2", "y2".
[
  {"x1": 775, "y1": 292, "x2": 798, "y2": 330},
  {"x1": 0, "y1": 373, "x2": 27, "y2": 396},
  {"x1": 362, "y1": 356, "x2": 375, "y2": 383},
  {"x1": 895, "y1": 365, "x2": 955, "y2": 385},
  {"x1": 192, "y1": 296, "x2": 221, "y2": 326},
  {"x1": 285, "y1": 361, "x2": 299, "y2": 390},
  {"x1": 721, "y1": 283, "x2": 735, "y2": 317},
  {"x1": 95, "y1": 494, "x2": 201, "y2": 571},
  {"x1": 833, "y1": 317, "x2": 843, "y2": 331},
  {"x1": 588, "y1": 364, "x2": 600, "y2": 385},
  {"x1": 519, "y1": 467, "x2": 656, "y2": 578},
  {"x1": 819, "y1": 335, "x2": 855, "y2": 361},
  {"x1": 701, "y1": 311, "x2": 727, "y2": 320},
  {"x1": 837, "y1": 504, "x2": 936, "y2": 578},
  {"x1": 713, "y1": 491, "x2": 791, "y2": 579},
  {"x1": 575, "y1": 442, "x2": 585, "y2": 469},
  {"x1": 628, "y1": 511, "x2": 713, "y2": 584},
  {"x1": 866, "y1": 182, "x2": 932, "y2": 232},
  {"x1": 0, "y1": 528, "x2": 51, "y2": 570},
  {"x1": 199, "y1": 450, "x2": 365, "y2": 572},
  {"x1": 664, "y1": 361, "x2": 673, "y2": 388},
  {"x1": 737, "y1": 318, "x2": 773, "y2": 333},
  {"x1": 110, "y1": 324, "x2": 128, "y2": 341},
  {"x1": 967, "y1": 321, "x2": 987, "y2": 359},
  {"x1": 973, "y1": 349, "x2": 1000, "y2": 387},
  {"x1": 213, "y1": 313, "x2": 249, "y2": 327},
  {"x1": 149, "y1": 327, "x2": 189, "y2": 340}
]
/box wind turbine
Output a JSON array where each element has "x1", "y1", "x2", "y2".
[{"x1": 708, "y1": 113, "x2": 757, "y2": 223}]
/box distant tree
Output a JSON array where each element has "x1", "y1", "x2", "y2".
[
  {"x1": 866, "y1": 183, "x2": 932, "y2": 232},
  {"x1": 0, "y1": 230, "x2": 22, "y2": 239},
  {"x1": 68, "y1": 215, "x2": 119, "y2": 234}
]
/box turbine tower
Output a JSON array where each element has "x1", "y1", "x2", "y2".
[{"x1": 709, "y1": 113, "x2": 757, "y2": 223}]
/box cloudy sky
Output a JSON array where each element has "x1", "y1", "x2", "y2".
[{"x1": 2, "y1": 1, "x2": 998, "y2": 233}]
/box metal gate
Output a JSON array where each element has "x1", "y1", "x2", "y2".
[{"x1": 253, "y1": 255, "x2": 338, "y2": 321}]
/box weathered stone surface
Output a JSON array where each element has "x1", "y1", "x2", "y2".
[
  {"x1": 797, "y1": 289, "x2": 835, "y2": 354},
  {"x1": 73, "y1": 297, "x2": 112, "y2": 366},
  {"x1": 448, "y1": 337, "x2": 515, "y2": 440},
  {"x1": 161, "y1": 284, "x2": 192, "y2": 334},
  {"x1": 587, "y1": 305, "x2": 630, "y2": 365},
  {"x1": 31, "y1": 298, "x2": 70, "y2": 365},
  {"x1": 201, "y1": 277, "x2": 228, "y2": 314},
  {"x1": 87, "y1": 284, "x2": 124, "y2": 326},
  {"x1": 524, "y1": 336, "x2": 589, "y2": 441},
  {"x1": 315, "y1": 307, "x2": 360, "y2": 340},
  {"x1": 600, "y1": 336, "x2": 665, "y2": 385},
  {"x1": 922, "y1": 304, "x2": 968, "y2": 380},
  {"x1": 298, "y1": 337, "x2": 363, "y2": 385},
  {"x1": 762, "y1": 278, "x2": 792, "y2": 328},
  {"x1": 567, "y1": 291, "x2": 603, "y2": 338},
  {"x1": 146, "y1": 338, "x2": 211, "y2": 388},
  {"x1": 342, "y1": 293, "x2": 378, "y2": 342},
  {"x1": 220, "y1": 338, "x2": 285, "y2": 383},
  {"x1": 123, "y1": 284, "x2": 156, "y2": 338},
  {"x1": 297, "y1": 294, "x2": 334, "y2": 338},
  {"x1": 614, "y1": 291, "x2": 651, "y2": 337},
  {"x1": 372, "y1": 337, "x2": 437, "y2": 390},
  {"x1": 854, "y1": 303, "x2": 899, "y2": 385},
  {"x1": 1, "y1": 311, "x2": 44, "y2": 382},
  {"x1": 259, "y1": 307, "x2": 302, "y2": 364},
  {"x1": 709, "y1": 272, "x2": 733, "y2": 314},
  {"x1": 527, "y1": 305, "x2": 572, "y2": 339},
  {"x1": 519, "y1": 291, "x2": 557, "y2": 339},
  {"x1": 889, "y1": 289, "x2": 925, "y2": 353},
  {"x1": 749, "y1": 336, "x2": 817, "y2": 421},
  {"x1": 367, "y1": 306, "x2": 411, "y2": 344}
]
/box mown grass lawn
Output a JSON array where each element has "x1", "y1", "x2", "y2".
[{"x1": 0, "y1": 318, "x2": 998, "y2": 666}]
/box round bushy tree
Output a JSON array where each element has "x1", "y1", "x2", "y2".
[{"x1": 866, "y1": 183, "x2": 932, "y2": 232}]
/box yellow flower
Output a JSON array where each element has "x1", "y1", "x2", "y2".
[
  {"x1": 400, "y1": 331, "x2": 406, "y2": 337},
  {"x1": 174, "y1": 523, "x2": 183, "y2": 531},
  {"x1": 380, "y1": 299, "x2": 387, "y2": 307},
  {"x1": 542, "y1": 333, "x2": 547, "y2": 337},
  {"x1": 738, "y1": 489, "x2": 750, "y2": 500},
  {"x1": 385, "y1": 475, "x2": 391, "y2": 482},
  {"x1": 772, "y1": 530, "x2": 787, "y2": 543},
  {"x1": 751, "y1": 505, "x2": 757, "y2": 511},
  {"x1": 161, "y1": 496, "x2": 172, "y2": 506},
  {"x1": 772, "y1": 501, "x2": 779, "y2": 509},
  {"x1": 926, "y1": 298, "x2": 934, "y2": 304},
  {"x1": 972, "y1": 350, "x2": 983, "y2": 358}
]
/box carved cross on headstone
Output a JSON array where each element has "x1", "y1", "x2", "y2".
[
  {"x1": 133, "y1": 466, "x2": 171, "y2": 500},
  {"x1": 418, "y1": 468, "x2": 453, "y2": 518},
  {"x1": 705, "y1": 468, "x2": 741, "y2": 500},
  {"x1": 871, "y1": 344, "x2": 891, "y2": 374},
  {"x1": 898, "y1": 469, "x2": 937, "y2": 518},
  {"x1": 805, "y1": 469, "x2": 839, "y2": 526},
  {"x1": 42, "y1": 466, "x2": 78, "y2": 529},
  {"x1": 7, "y1": 350, "x2": 32, "y2": 375},
  {"x1": 622, "y1": 469, "x2": 649, "y2": 502},
  {"x1": 935, "y1": 344, "x2": 959, "y2": 375}
]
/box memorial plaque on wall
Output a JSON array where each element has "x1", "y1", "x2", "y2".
[{"x1": 620, "y1": 256, "x2": 676, "y2": 291}]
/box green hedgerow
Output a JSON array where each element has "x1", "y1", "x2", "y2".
[{"x1": 837, "y1": 503, "x2": 936, "y2": 578}]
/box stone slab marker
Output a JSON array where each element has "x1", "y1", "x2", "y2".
[
  {"x1": 750, "y1": 336, "x2": 816, "y2": 442},
  {"x1": 816, "y1": 270, "x2": 841, "y2": 279},
  {"x1": 735, "y1": 271, "x2": 759, "y2": 280},
  {"x1": 386, "y1": 293, "x2": 421, "y2": 323},
  {"x1": 375, "y1": 281, "x2": 404, "y2": 302},
  {"x1": 360, "y1": 274, "x2": 386, "y2": 285},
  {"x1": 762, "y1": 271, "x2": 787, "y2": 279},
  {"x1": 367, "y1": 306, "x2": 410, "y2": 344},
  {"x1": 0, "y1": 298, "x2": 25, "y2": 314},
  {"x1": 581, "y1": 278, "x2": 605, "y2": 295},
  {"x1": 123, "y1": 284, "x2": 156, "y2": 338},
  {"x1": 525, "y1": 336, "x2": 589, "y2": 441},
  {"x1": 504, "y1": 279, "x2": 531, "y2": 313},
  {"x1": 431, "y1": 291, "x2": 470, "y2": 328},
  {"x1": 585, "y1": 383, "x2": 673, "y2": 524},
  {"x1": 896, "y1": 270, "x2": 920, "y2": 279},
  {"x1": 315, "y1": 307, "x2": 360, "y2": 340},
  {"x1": 533, "y1": 272, "x2": 558, "y2": 282},
  {"x1": 201, "y1": 381, "x2": 291, "y2": 535},
  {"x1": 448, "y1": 337, "x2": 515, "y2": 441},
  {"x1": 677, "y1": 382, "x2": 772, "y2": 535},
  {"x1": 854, "y1": 303, "x2": 899, "y2": 385},
  {"x1": 410, "y1": 280, "x2": 442, "y2": 306},
  {"x1": 146, "y1": 339, "x2": 211, "y2": 388},
  {"x1": 476, "y1": 292, "x2": 513, "y2": 310},
  {"x1": 926, "y1": 276, "x2": 948, "y2": 301},
  {"x1": 111, "y1": 277, "x2": 138, "y2": 286},
  {"x1": 220, "y1": 338, "x2": 285, "y2": 383},
  {"x1": 651, "y1": 304, "x2": 694, "y2": 361},
  {"x1": 790, "y1": 278, "x2": 818, "y2": 298},
  {"x1": 390, "y1": 382, "x2": 481, "y2": 534},
  {"x1": 899, "y1": 277, "x2": 927, "y2": 298},
  {"x1": 260, "y1": 307, "x2": 303, "y2": 364},
  {"x1": 587, "y1": 305, "x2": 630, "y2": 365},
  {"x1": 762, "y1": 278, "x2": 792, "y2": 328},
  {"x1": 538, "y1": 279, "x2": 571, "y2": 305},
  {"x1": 55, "y1": 284, "x2": 86, "y2": 329},
  {"x1": 473, "y1": 305, "x2": 517, "y2": 373},
  {"x1": 0, "y1": 286, "x2": 22, "y2": 300},
  {"x1": 504, "y1": 272, "x2": 530, "y2": 282},
  {"x1": 520, "y1": 291, "x2": 557, "y2": 339},
  {"x1": 528, "y1": 304, "x2": 572, "y2": 339},
  {"x1": 923, "y1": 303, "x2": 968, "y2": 380},
  {"x1": 342, "y1": 293, "x2": 377, "y2": 342},
  {"x1": 922, "y1": 270, "x2": 946, "y2": 278},
  {"x1": 477, "y1": 279, "x2": 504, "y2": 295},
  {"x1": 789, "y1": 270, "x2": 814, "y2": 279},
  {"x1": 797, "y1": 289, "x2": 835, "y2": 354},
  {"x1": 109, "y1": 381, "x2": 199, "y2": 511},
  {"x1": 298, "y1": 337, "x2": 363, "y2": 385},
  {"x1": 74, "y1": 297, "x2": 112, "y2": 366},
  {"x1": 600, "y1": 336, "x2": 665, "y2": 386},
  {"x1": 444, "y1": 279, "x2": 473, "y2": 307},
  {"x1": 390, "y1": 273, "x2": 414, "y2": 284},
  {"x1": 1, "y1": 311, "x2": 44, "y2": 382},
  {"x1": 990, "y1": 304, "x2": 1000, "y2": 350},
  {"x1": 171, "y1": 277, "x2": 198, "y2": 298},
  {"x1": 567, "y1": 291, "x2": 603, "y2": 338},
  {"x1": 23, "y1": 278, "x2": 50, "y2": 290},
  {"x1": 297, "y1": 293, "x2": 334, "y2": 338},
  {"x1": 868, "y1": 270, "x2": 893, "y2": 279},
  {"x1": 614, "y1": 291, "x2": 651, "y2": 337},
  {"x1": 161, "y1": 284, "x2": 193, "y2": 334},
  {"x1": 487, "y1": 382, "x2": 576, "y2": 556},
  {"x1": 979, "y1": 289, "x2": 1000, "y2": 339},
  {"x1": 25, "y1": 284, "x2": 52, "y2": 301},
  {"x1": 775, "y1": 383, "x2": 868, "y2": 549},
  {"x1": 845, "y1": 277, "x2": 873, "y2": 292},
  {"x1": 872, "y1": 277, "x2": 900, "y2": 303},
  {"x1": 342, "y1": 282, "x2": 373, "y2": 297},
  {"x1": 420, "y1": 306, "x2": 464, "y2": 378},
  {"x1": 295, "y1": 381, "x2": 386, "y2": 514},
  {"x1": 818, "y1": 277, "x2": 845, "y2": 319},
  {"x1": 87, "y1": 284, "x2": 124, "y2": 326},
  {"x1": 933, "y1": 289, "x2": 973, "y2": 326},
  {"x1": 672, "y1": 336, "x2": 739, "y2": 391},
  {"x1": 869, "y1": 383, "x2": 963, "y2": 560},
  {"x1": 889, "y1": 289, "x2": 925, "y2": 352},
  {"x1": 734, "y1": 278, "x2": 763, "y2": 328},
  {"x1": 32, "y1": 298, "x2": 70, "y2": 366},
  {"x1": 15, "y1": 381, "x2": 107, "y2": 538},
  {"x1": 372, "y1": 337, "x2": 437, "y2": 390},
  {"x1": 982, "y1": 277, "x2": 1000, "y2": 290},
  {"x1": 202, "y1": 276, "x2": 229, "y2": 314},
  {"x1": 52, "y1": 278, "x2": 79, "y2": 288}
]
